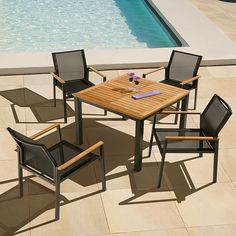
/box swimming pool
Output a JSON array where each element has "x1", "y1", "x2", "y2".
[{"x1": 0, "y1": 0, "x2": 181, "y2": 53}]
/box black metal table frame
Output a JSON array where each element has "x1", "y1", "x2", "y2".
[{"x1": 74, "y1": 94, "x2": 189, "y2": 172}]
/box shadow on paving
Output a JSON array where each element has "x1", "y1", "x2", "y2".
[
  {"x1": 0, "y1": 88, "x2": 74, "y2": 123},
  {"x1": 0, "y1": 177, "x2": 102, "y2": 235},
  {"x1": 118, "y1": 156, "x2": 213, "y2": 206}
]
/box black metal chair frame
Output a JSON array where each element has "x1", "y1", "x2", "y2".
[
  {"x1": 51, "y1": 49, "x2": 107, "y2": 123},
  {"x1": 143, "y1": 50, "x2": 202, "y2": 123},
  {"x1": 149, "y1": 94, "x2": 232, "y2": 188},
  {"x1": 7, "y1": 124, "x2": 106, "y2": 220}
]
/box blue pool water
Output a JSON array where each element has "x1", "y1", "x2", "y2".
[{"x1": 0, "y1": 0, "x2": 181, "y2": 53}]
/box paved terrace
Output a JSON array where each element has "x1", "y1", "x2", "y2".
[{"x1": 0, "y1": 0, "x2": 236, "y2": 235}]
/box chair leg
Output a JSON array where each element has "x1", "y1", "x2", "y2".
[
  {"x1": 53, "y1": 81, "x2": 56, "y2": 107},
  {"x1": 193, "y1": 88, "x2": 198, "y2": 110},
  {"x1": 157, "y1": 141, "x2": 167, "y2": 188},
  {"x1": 62, "y1": 90, "x2": 67, "y2": 123},
  {"x1": 148, "y1": 131, "x2": 154, "y2": 157},
  {"x1": 199, "y1": 140, "x2": 203, "y2": 157},
  {"x1": 17, "y1": 149, "x2": 23, "y2": 197},
  {"x1": 174, "y1": 101, "x2": 180, "y2": 124},
  {"x1": 148, "y1": 115, "x2": 157, "y2": 157},
  {"x1": 99, "y1": 146, "x2": 106, "y2": 191},
  {"x1": 55, "y1": 179, "x2": 60, "y2": 220},
  {"x1": 18, "y1": 165, "x2": 23, "y2": 197},
  {"x1": 100, "y1": 157, "x2": 106, "y2": 191},
  {"x1": 157, "y1": 154, "x2": 166, "y2": 188},
  {"x1": 213, "y1": 141, "x2": 219, "y2": 183}
]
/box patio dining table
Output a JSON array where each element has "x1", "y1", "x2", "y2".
[{"x1": 73, "y1": 74, "x2": 189, "y2": 171}]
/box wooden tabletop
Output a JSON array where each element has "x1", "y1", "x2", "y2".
[{"x1": 73, "y1": 74, "x2": 189, "y2": 120}]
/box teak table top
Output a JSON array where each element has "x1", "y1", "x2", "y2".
[{"x1": 73, "y1": 74, "x2": 189, "y2": 120}]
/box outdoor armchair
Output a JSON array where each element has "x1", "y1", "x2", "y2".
[
  {"x1": 143, "y1": 50, "x2": 202, "y2": 123},
  {"x1": 51, "y1": 49, "x2": 107, "y2": 123},
  {"x1": 7, "y1": 123, "x2": 106, "y2": 220},
  {"x1": 149, "y1": 94, "x2": 232, "y2": 188}
]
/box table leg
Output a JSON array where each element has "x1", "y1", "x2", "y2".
[
  {"x1": 179, "y1": 94, "x2": 189, "y2": 129},
  {"x1": 134, "y1": 120, "x2": 144, "y2": 171},
  {"x1": 74, "y1": 97, "x2": 83, "y2": 145}
]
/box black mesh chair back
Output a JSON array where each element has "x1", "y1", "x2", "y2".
[
  {"x1": 51, "y1": 49, "x2": 107, "y2": 123},
  {"x1": 7, "y1": 128, "x2": 56, "y2": 179},
  {"x1": 200, "y1": 94, "x2": 232, "y2": 137},
  {"x1": 143, "y1": 50, "x2": 202, "y2": 114},
  {"x1": 52, "y1": 49, "x2": 88, "y2": 82},
  {"x1": 166, "y1": 50, "x2": 202, "y2": 85},
  {"x1": 51, "y1": 49, "x2": 92, "y2": 123}
]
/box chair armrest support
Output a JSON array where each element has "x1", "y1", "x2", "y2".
[
  {"x1": 142, "y1": 66, "x2": 165, "y2": 78},
  {"x1": 57, "y1": 141, "x2": 104, "y2": 171},
  {"x1": 180, "y1": 75, "x2": 200, "y2": 85},
  {"x1": 88, "y1": 66, "x2": 106, "y2": 82},
  {"x1": 165, "y1": 136, "x2": 219, "y2": 141},
  {"x1": 50, "y1": 72, "x2": 65, "y2": 84},
  {"x1": 30, "y1": 123, "x2": 61, "y2": 140}
]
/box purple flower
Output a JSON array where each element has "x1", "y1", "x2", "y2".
[
  {"x1": 133, "y1": 76, "x2": 141, "y2": 81},
  {"x1": 127, "y1": 72, "x2": 135, "y2": 76}
]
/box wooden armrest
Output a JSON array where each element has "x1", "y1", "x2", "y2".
[
  {"x1": 180, "y1": 75, "x2": 200, "y2": 85},
  {"x1": 50, "y1": 72, "x2": 65, "y2": 84},
  {"x1": 142, "y1": 66, "x2": 165, "y2": 78},
  {"x1": 158, "y1": 111, "x2": 201, "y2": 115},
  {"x1": 165, "y1": 136, "x2": 219, "y2": 141},
  {"x1": 30, "y1": 123, "x2": 60, "y2": 140},
  {"x1": 57, "y1": 141, "x2": 104, "y2": 171},
  {"x1": 89, "y1": 66, "x2": 106, "y2": 82}
]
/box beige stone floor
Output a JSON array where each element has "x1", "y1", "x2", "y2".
[
  {"x1": 191, "y1": 0, "x2": 236, "y2": 44},
  {"x1": 1, "y1": 1, "x2": 236, "y2": 235}
]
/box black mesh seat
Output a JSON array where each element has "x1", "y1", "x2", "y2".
[
  {"x1": 51, "y1": 49, "x2": 107, "y2": 122},
  {"x1": 160, "y1": 79, "x2": 193, "y2": 91},
  {"x1": 48, "y1": 141, "x2": 98, "y2": 180},
  {"x1": 149, "y1": 94, "x2": 232, "y2": 188},
  {"x1": 56, "y1": 79, "x2": 94, "y2": 98},
  {"x1": 143, "y1": 50, "x2": 202, "y2": 123},
  {"x1": 7, "y1": 124, "x2": 106, "y2": 220},
  {"x1": 155, "y1": 129, "x2": 215, "y2": 152}
]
